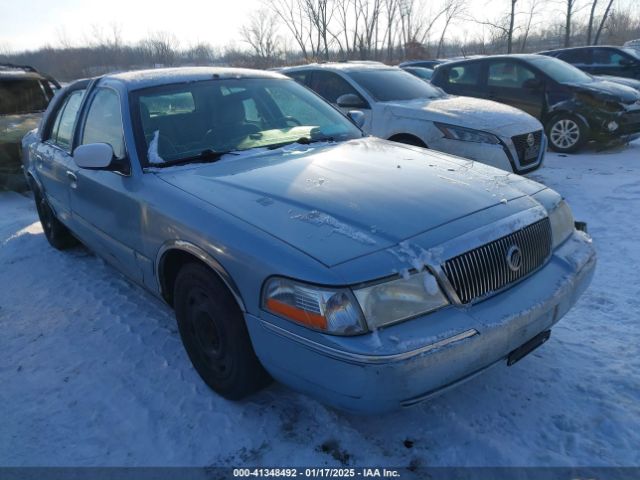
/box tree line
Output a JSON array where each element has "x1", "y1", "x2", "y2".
[{"x1": 0, "y1": 0, "x2": 638, "y2": 81}]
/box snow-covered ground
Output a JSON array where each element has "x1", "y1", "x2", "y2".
[{"x1": 1, "y1": 141, "x2": 639, "y2": 468}]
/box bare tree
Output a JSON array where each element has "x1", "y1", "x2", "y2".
[
  {"x1": 593, "y1": 0, "x2": 614, "y2": 44},
  {"x1": 518, "y1": 0, "x2": 543, "y2": 51},
  {"x1": 563, "y1": 0, "x2": 578, "y2": 47},
  {"x1": 241, "y1": 9, "x2": 282, "y2": 66},
  {"x1": 436, "y1": 0, "x2": 467, "y2": 57},
  {"x1": 475, "y1": 0, "x2": 518, "y2": 53},
  {"x1": 141, "y1": 31, "x2": 179, "y2": 66}
]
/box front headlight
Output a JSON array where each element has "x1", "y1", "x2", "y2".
[
  {"x1": 262, "y1": 277, "x2": 366, "y2": 335},
  {"x1": 354, "y1": 271, "x2": 449, "y2": 330},
  {"x1": 549, "y1": 200, "x2": 575, "y2": 249},
  {"x1": 435, "y1": 122, "x2": 500, "y2": 144}
]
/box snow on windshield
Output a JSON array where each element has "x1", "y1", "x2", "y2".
[{"x1": 147, "y1": 130, "x2": 165, "y2": 164}]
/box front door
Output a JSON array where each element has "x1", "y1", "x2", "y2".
[
  {"x1": 486, "y1": 60, "x2": 544, "y2": 119},
  {"x1": 308, "y1": 71, "x2": 373, "y2": 132},
  {"x1": 69, "y1": 87, "x2": 144, "y2": 283},
  {"x1": 589, "y1": 48, "x2": 640, "y2": 79}
]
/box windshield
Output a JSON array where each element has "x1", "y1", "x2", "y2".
[
  {"x1": 528, "y1": 55, "x2": 594, "y2": 84},
  {"x1": 405, "y1": 67, "x2": 433, "y2": 80},
  {"x1": 347, "y1": 68, "x2": 446, "y2": 101},
  {"x1": 133, "y1": 77, "x2": 362, "y2": 167},
  {"x1": 0, "y1": 79, "x2": 50, "y2": 115},
  {"x1": 623, "y1": 48, "x2": 640, "y2": 61}
]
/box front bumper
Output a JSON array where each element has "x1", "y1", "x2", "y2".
[
  {"x1": 428, "y1": 134, "x2": 546, "y2": 175},
  {"x1": 247, "y1": 230, "x2": 596, "y2": 414}
]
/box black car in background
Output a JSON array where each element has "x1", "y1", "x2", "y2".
[
  {"x1": 540, "y1": 46, "x2": 640, "y2": 80},
  {"x1": 431, "y1": 54, "x2": 640, "y2": 152}
]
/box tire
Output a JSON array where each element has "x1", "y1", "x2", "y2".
[
  {"x1": 173, "y1": 263, "x2": 271, "y2": 400},
  {"x1": 32, "y1": 183, "x2": 78, "y2": 250},
  {"x1": 546, "y1": 114, "x2": 588, "y2": 153}
]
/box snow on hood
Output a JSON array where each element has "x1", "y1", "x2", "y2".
[
  {"x1": 382, "y1": 96, "x2": 542, "y2": 134},
  {"x1": 156, "y1": 138, "x2": 543, "y2": 267}
]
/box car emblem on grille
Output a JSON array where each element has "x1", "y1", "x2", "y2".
[
  {"x1": 506, "y1": 245, "x2": 523, "y2": 272},
  {"x1": 526, "y1": 133, "x2": 535, "y2": 147}
]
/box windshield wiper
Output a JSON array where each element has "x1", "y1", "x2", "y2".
[
  {"x1": 266, "y1": 136, "x2": 336, "y2": 150},
  {"x1": 156, "y1": 149, "x2": 236, "y2": 167}
]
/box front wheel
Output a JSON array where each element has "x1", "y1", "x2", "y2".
[
  {"x1": 173, "y1": 263, "x2": 271, "y2": 400},
  {"x1": 546, "y1": 115, "x2": 588, "y2": 153}
]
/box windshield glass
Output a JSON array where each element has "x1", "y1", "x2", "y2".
[
  {"x1": 623, "y1": 48, "x2": 640, "y2": 60},
  {"x1": 405, "y1": 67, "x2": 433, "y2": 80},
  {"x1": 133, "y1": 77, "x2": 362, "y2": 167},
  {"x1": 528, "y1": 55, "x2": 594, "y2": 84},
  {"x1": 0, "y1": 79, "x2": 50, "y2": 115},
  {"x1": 347, "y1": 68, "x2": 446, "y2": 101}
]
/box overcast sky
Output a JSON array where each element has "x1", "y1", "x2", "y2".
[
  {"x1": 0, "y1": 0, "x2": 635, "y2": 53},
  {"x1": 0, "y1": 0, "x2": 264, "y2": 51}
]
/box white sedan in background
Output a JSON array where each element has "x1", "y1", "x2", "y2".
[{"x1": 281, "y1": 63, "x2": 546, "y2": 174}]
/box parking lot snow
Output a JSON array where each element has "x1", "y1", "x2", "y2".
[{"x1": 1, "y1": 141, "x2": 639, "y2": 468}]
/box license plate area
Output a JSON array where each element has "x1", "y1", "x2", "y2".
[{"x1": 507, "y1": 330, "x2": 551, "y2": 366}]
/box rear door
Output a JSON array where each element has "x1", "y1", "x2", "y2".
[
  {"x1": 555, "y1": 48, "x2": 591, "y2": 72},
  {"x1": 433, "y1": 61, "x2": 485, "y2": 97},
  {"x1": 485, "y1": 60, "x2": 544, "y2": 118},
  {"x1": 33, "y1": 89, "x2": 85, "y2": 222}
]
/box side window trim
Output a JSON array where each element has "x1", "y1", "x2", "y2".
[{"x1": 77, "y1": 86, "x2": 128, "y2": 161}]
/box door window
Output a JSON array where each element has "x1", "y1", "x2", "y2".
[
  {"x1": 48, "y1": 90, "x2": 85, "y2": 151},
  {"x1": 557, "y1": 49, "x2": 589, "y2": 64},
  {"x1": 592, "y1": 49, "x2": 628, "y2": 66},
  {"x1": 446, "y1": 63, "x2": 482, "y2": 86},
  {"x1": 309, "y1": 71, "x2": 362, "y2": 104},
  {"x1": 488, "y1": 62, "x2": 536, "y2": 88},
  {"x1": 82, "y1": 89, "x2": 126, "y2": 159}
]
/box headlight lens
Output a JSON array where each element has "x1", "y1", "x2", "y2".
[
  {"x1": 435, "y1": 122, "x2": 500, "y2": 144},
  {"x1": 262, "y1": 277, "x2": 366, "y2": 335},
  {"x1": 354, "y1": 271, "x2": 449, "y2": 330},
  {"x1": 549, "y1": 200, "x2": 575, "y2": 249}
]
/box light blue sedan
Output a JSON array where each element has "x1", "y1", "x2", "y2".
[{"x1": 22, "y1": 67, "x2": 596, "y2": 413}]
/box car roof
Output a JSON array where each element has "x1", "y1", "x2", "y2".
[
  {"x1": 0, "y1": 64, "x2": 47, "y2": 81},
  {"x1": 541, "y1": 45, "x2": 627, "y2": 53},
  {"x1": 280, "y1": 62, "x2": 397, "y2": 74},
  {"x1": 100, "y1": 66, "x2": 288, "y2": 90},
  {"x1": 440, "y1": 53, "x2": 546, "y2": 66}
]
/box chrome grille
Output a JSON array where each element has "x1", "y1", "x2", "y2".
[{"x1": 442, "y1": 218, "x2": 552, "y2": 304}]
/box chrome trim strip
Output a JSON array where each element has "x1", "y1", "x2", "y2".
[
  {"x1": 155, "y1": 240, "x2": 246, "y2": 311},
  {"x1": 259, "y1": 320, "x2": 479, "y2": 365}
]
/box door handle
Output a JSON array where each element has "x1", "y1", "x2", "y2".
[{"x1": 66, "y1": 170, "x2": 78, "y2": 188}]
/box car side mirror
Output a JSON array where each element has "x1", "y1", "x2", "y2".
[
  {"x1": 347, "y1": 110, "x2": 365, "y2": 128},
  {"x1": 620, "y1": 58, "x2": 635, "y2": 67},
  {"x1": 523, "y1": 78, "x2": 542, "y2": 90},
  {"x1": 73, "y1": 143, "x2": 115, "y2": 170},
  {"x1": 337, "y1": 93, "x2": 367, "y2": 109}
]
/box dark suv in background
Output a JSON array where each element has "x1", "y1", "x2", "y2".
[
  {"x1": 431, "y1": 54, "x2": 640, "y2": 152},
  {"x1": 0, "y1": 64, "x2": 59, "y2": 190},
  {"x1": 540, "y1": 46, "x2": 640, "y2": 80}
]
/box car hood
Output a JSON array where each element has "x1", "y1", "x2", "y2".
[
  {"x1": 563, "y1": 79, "x2": 640, "y2": 102},
  {"x1": 156, "y1": 138, "x2": 543, "y2": 267},
  {"x1": 380, "y1": 95, "x2": 542, "y2": 134}
]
